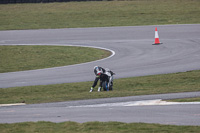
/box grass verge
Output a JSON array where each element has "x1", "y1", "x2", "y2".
[
  {"x1": 0, "y1": 45, "x2": 111, "y2": 73},
  {"x1": 1, "y1": 70, "x2": 200, "y2": 104},
  {"x1": 168, "y1": 97, "x2": 200, "y2": 102},
  {"x1": 0, "y1": 121, "x2": 200, "y2": 133},
  {"x1": 0, "y1": 0, "x2": 200, "y2": 30}
]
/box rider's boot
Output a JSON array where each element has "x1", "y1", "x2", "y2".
[
  {"x1": 98, "y1": 87, "x2": 101, "y2": 92},
  {"x1": 89, "y1": 87, "x2": 93, "y2": 92}
]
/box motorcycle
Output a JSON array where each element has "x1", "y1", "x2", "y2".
[{"x1": 101, "y1": 69, "x2": 115, "y2": 91}]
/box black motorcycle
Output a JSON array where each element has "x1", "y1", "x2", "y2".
[{"x1": 101, "y1": 69, "x2": 115, "y2": 91}]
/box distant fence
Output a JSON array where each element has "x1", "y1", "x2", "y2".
[{"x1": 0, "y1": 0, "x2": 103, "y2": 4}]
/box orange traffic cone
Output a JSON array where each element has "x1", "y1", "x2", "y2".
[{"x1": 153, "y1": 27, "x2": 162, "y2": 45}]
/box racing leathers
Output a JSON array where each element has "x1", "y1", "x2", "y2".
[{"x1": 90, "y1": 66, "x2": 106, "y2": 92}]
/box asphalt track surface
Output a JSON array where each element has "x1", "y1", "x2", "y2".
[
  {"x1": 0, "y1": 24, "x2": 200, "y2": 125},
  {"x1": 1, "y1": 24, "x2": 200, "y2": 88},
  {"x1": 1, "y1": 92, "x2": 200, "y2": 125}
]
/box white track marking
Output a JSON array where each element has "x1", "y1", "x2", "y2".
[
  {"x1": 0, "y1": 103, "x2": 26, "y2": 107},
  {"x1": 68, "y1": 99, "x2": 200, "y2": 108}
]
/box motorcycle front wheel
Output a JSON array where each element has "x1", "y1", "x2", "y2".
[{"x1": 102, "y1": 81, "x2": 108, "y2": 91}]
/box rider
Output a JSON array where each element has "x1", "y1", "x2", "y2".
[{"x1": 90, "y1": 66, "x2": 106, "y2": 92}]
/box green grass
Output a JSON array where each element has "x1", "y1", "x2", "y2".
[
  {"x1": 0, "y1": 121, "x2": 200, "y2": 133},
  {"x1": 169, "y1": 97, "x2": 200, "y2": 102},
  {"x1": 0, "y1": 0, "x2": 200, "y2": 30},
  {"x1": 1, "y1": 70, "x2": 200, "y2": 104},
  {"x1": 0, "y1": 45, "x2": 111, "y2": 73}
]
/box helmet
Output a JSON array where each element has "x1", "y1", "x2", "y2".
[
  {"x1": 94, "y1": 66, "x2": 102, "y2": 75},
  {"x1": 94, "y1": 66, "x2": 98, "y2": 70}
]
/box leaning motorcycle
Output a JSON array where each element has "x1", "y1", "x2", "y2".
[{"x1": 101, "y1": 69, "x2": 115, "y2": 91}]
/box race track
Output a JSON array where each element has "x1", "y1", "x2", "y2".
[
  {"x1": 1, "y1": 92, "x2": 200, "y2": 125},
  {"x1": 0, "y1": 24, "x2": 200, "y2": 125},
  {"x1": 1, "y1": 24, "x2": 200, "y2": 88}
]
